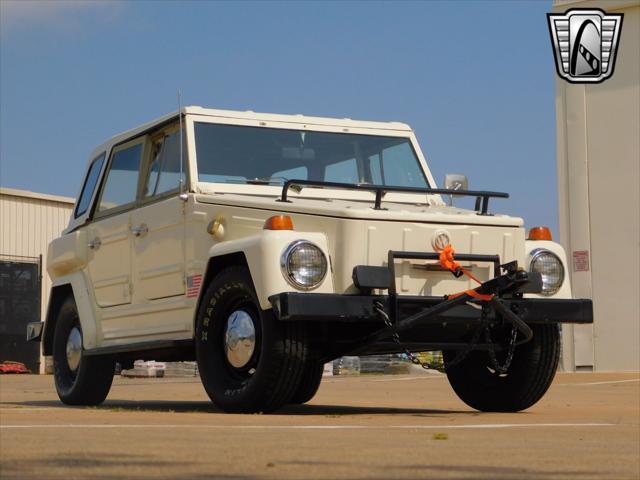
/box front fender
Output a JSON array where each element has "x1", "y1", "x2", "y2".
[
  {"x1": 207, "y1": 230, "x2": 335, "y2": 309},
  {"x1": 43, "y1": 272, "x2": 100, "y2": 354},
  {"x1": 524, "y1": 240, "x2": 573, "y2": 299}
]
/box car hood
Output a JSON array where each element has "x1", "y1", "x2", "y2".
[{"x1": 195, "y1": 191, "x2": 523, "y2": 227}]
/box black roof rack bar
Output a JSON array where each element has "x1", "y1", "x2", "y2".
[{"x1": 277, "y1": 179, "x2": 509, "y2": 214}]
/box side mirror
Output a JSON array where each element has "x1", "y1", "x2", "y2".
[{"x1": 444, "y1": 173, "x2": 468, "y2": 197}]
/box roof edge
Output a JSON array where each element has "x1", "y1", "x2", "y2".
[
  {"x1": 0, "y1": 187, "x2": 75, "y2": 205},
  {"x1": 183, "y1": 106, "x2": 413, "y2": 131},
  {"x1": 92, "y1": 106, "x2": 414, "y2": 156}
]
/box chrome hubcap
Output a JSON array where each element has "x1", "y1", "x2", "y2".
[
  {"x1": 224, "y1": 310, "x2": 256, "y2": 369},
  {"x1": 66, "y1": 327, "x2": 82, "y2": 372}
]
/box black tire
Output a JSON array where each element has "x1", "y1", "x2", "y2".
[
  {"x1": 289, "y1": 361, "x2": 324, "y2": 404},
  {"x1": 52, "y1": 297, "x2": 115, "y2": 406},
  {"x1": 195, "y1": 266, "x2": 308, "y2": 413},
  {"x1": 443, "y1": 323, "x2": 560, "y2": 412}
]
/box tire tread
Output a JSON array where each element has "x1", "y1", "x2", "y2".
[
  {"x1": 444, "y1": 324, "x2": 560, "y2": 412},
  {"x1": 290, "y1": 361, "x2": 324, "y2": 404},
  {"x1": 196, "y1": 266, "x2": 308, "y2": 413},
  {"x1": 53, "y1": 297, "x2": 114, "y2": 406}
]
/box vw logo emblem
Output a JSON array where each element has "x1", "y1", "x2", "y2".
[{"x1": 432, "y1": 230, "x2": 451, "y2": 252}]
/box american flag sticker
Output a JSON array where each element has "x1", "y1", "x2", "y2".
[{"x1": 186, "y1": 274, "x2": 202, "y2": 298}]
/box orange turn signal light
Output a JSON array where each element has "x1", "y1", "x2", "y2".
[
  {"x1": 528, "y1": 226, "x2": 552, "y2": 241},
  {"x1": 264, "y1": 215, "x2": 294, "y2": 230}
]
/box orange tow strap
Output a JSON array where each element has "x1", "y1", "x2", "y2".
[{"x1": 438, "y1": 244, "x2": 494, "y2": 302}]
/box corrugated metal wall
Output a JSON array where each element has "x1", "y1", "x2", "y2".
[{"x1": 0, "y1": 189, "x2": 74, "y2": 329}]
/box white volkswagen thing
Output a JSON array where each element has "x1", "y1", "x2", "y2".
[{"x1": 28, "y1": 107, "x2": 593, "y2": 413}]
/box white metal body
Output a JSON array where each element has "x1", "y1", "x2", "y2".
[{"x1": 45, "y1": 107, "x2": 573, "y2": 352}]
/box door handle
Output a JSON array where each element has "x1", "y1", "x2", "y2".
[
  {"x1": 131, "y1": 224, "x2": 149, "y2": 237},
  {"x1": 88, "y1": 238, "x2": 101, "y2": 250}
]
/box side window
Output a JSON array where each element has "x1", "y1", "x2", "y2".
[
  {"x1": 75, "y1": 153, "x2": 105, "y2": 218},
  {"x1": 98, "y1": 142, "x2": 143, "y2": 212},
  {"x1": 143, "y1": 130, "x2": 183, "y2": 198}
]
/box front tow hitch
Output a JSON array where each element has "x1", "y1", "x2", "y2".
[{"x1": 343, "y1": 250, "x2": 541, "y2": 364}]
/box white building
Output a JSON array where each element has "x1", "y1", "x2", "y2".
[
  {"x1": 554, "y1": 0, "x2": 640, "y2": 371},
  {"x1": 0, "y1": 188, "x2": 74, "y2": 373}
]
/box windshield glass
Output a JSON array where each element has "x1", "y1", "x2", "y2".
[{"x1": 194, "y1": 122, "x2": 429, "y2": 188}]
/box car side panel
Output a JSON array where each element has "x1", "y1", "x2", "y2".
[{"x1": 86, "y1": 212, "x2": 133, "y2": 307}]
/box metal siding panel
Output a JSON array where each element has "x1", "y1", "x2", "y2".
[
  {"x1": 40, "y1": 203, "x2": 49, "y2": 322},
  {"x1": 30, "y1": 200, "x2": 37, "y2": 256},
  {"x1": 0, "y1": 194, "x2": 73, "y2": 316},
  {"x1": 27, "y1": 199, "x2": 34, "y2": 257},
  {"x1": 16, "y1": 198, "x2": 22, "y2": 255},
  {"x1": 15, "y1": 197, "x2": 22, "y2": 256},
  {"x1": 35, "y1": 200, "x2": 42, "y2": 258},
  {"x1": 0, "y1": 192, "x2": 73, "y2": 374},
  {"x1": 0, "y1": 197, "x2": 7, "y2": 255},
  {"x1": 3, "y1": 196, "x2": 13, "y2": 255},
  {"x1": 23, "y1": 199, "x2": 29, "y2": 256},
  {"x1": 26, "y1": 199, "x2": 32, "y2": 256},
  {"x1": 8, "y1": 198, "x2": 16, "y2": 255}
]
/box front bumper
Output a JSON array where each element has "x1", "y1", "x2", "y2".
[
  {"x1": 272, "y1": 250, "x2": 592, "y2": 328},
  {"x1": 270, "y1": 292, "x2": 593, "y2": 325}
]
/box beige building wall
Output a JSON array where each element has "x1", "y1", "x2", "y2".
[
  {"x1": 554, "y1": 0, "x2": 640, "y2": 371},
  {"x1": 0, "y1": 188, "x2": 74, "y2": 372}
]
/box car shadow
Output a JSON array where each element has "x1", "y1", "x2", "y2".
[{"x1": 3, "y1": 399, "x2": 476, "y2": 416}]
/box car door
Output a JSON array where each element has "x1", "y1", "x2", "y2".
[
  {"x1": 86, "y1": 139, "x2": 144, "y2": 309},
  {"x1": 131, "y1": 127, "x2": 186, "y2": 303}
]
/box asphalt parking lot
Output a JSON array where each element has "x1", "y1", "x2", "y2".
[{"x1": 0, "y1": 371, "x2": 638, "y2": 480}]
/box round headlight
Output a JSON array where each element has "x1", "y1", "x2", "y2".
[
  {"x1": 281, "y1": 241, "x2": 328, "y2": 290},
  {"x1": 530, "y1": 249, "x2": 565, "y2": 296}
]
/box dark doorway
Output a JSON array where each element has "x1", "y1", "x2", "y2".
[{"x1": 0, "y1": 257, "x2": 42, "y2": 373}]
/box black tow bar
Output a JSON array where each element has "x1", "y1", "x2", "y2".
[
  {"x1": 358, "y1": 292, "x2": 475, "y2": 347},
  {"x1": 351, "y1": 268, "x2": 536, "y2": 353},
  {"x1": 489, "y1": 297, "x2": 533, "y2": 345}
]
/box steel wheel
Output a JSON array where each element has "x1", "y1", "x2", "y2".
[
  {"x1": 52, "y1": 297, "x2": 115, "y2": 406},
  {"x1": 196, "y1": 266, "x2": 308, "y2": 413}
]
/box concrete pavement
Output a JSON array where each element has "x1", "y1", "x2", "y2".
[{"x1": 1, "y1": 371, "x2": 638, "y2": 479}]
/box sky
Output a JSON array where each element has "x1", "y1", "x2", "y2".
[{"x1": 0, "y1": 0, "x2": 558, "y2": 233}]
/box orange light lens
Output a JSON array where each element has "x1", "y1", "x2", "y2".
[
  {"x1": 528, "y1": 226, "x2": 552, "y2": 241},
  {"x1": 264, "y1": 215, "x2": 294, "y2": 230}
]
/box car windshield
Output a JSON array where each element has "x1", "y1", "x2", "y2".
[{"x1": 194, "y1": 123, "x2": 430, "y2": 188}]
